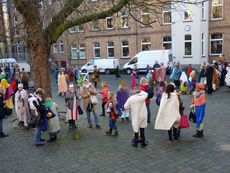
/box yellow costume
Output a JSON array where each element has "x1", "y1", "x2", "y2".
[{"x1": 0, "y1": 79, "x2": 14, "y2": 109}]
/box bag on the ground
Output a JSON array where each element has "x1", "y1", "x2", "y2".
[
  {"x1": 189, "y1": 111, "x2": 196, "y2": 123},
  {"x1": 178, "y1": 114, "x2": 190, "y2": 129},
  {"x1": 90, "y1": 95, "x2": 99, "y2": 105},
  {"x1": 145, "y1": 86, "x2": 154, "y2": 99},
  {"x1": 156, "y1": 94, "x2": 162, "y2": 106}
]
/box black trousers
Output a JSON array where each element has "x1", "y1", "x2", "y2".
[
  {"x1": 168, "y1": 127, "x2": 178, "y2": 140},
  {"x1": 102, "y1": 102, "x2": 107, "y2": 116},
  {"x1": 174, "y1": 80, "x2": 180, "y2": 89},
  {"x1": 207, "y1": 80, "x2": 213, "y2": 94},
  {"x1": 134, "y1": 128, "x2": 145, "y2": 141}
]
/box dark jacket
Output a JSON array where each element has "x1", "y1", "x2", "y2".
[
  {"x1": 205, "y1": 66, "x2": 214, "y2": 82},
  {"x1": 0, "y1": 93, "x2": 6, "y2": 119}
]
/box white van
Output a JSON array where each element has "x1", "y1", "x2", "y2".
[
  {"x1": 0, "y1": 58, "x2": 30, "y2": 73},
  {"x1": 81, "y1": 58, "x2": 119, "y2": 74},
  {"x1": 123, "y1": 50, "x2": 174, "y2": 74}
]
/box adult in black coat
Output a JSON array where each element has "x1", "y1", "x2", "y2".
[
  {"x1": 0, "y1": 86, "x2": 8, "y2": 138},
  {"x1": 205, "y1": 64, "x2": 214, "y2": 95}
]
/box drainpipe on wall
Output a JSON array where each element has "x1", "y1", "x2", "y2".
[{"x1": 135, "y1": 8, "x2": 138, "y2": 54}]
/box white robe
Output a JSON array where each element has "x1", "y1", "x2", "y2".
[
  {"x1": 155, "y1": 92, "x2": 181, "y2": 130},
  {"x1": 48, "y1": 103, "x2": 61, "y2": 135},
  {"x1": 180, "y1": 71, "x2": 188, "y2": 83},
  {"x1": 15, "y1": 89, "x2": 28, "y2": 126},
  {"x1": 225, "y1": 70, "x2": 230, "y2": 86},
  {"x1": 124, "y1": 91, "x2": 148, "y2": 133}
]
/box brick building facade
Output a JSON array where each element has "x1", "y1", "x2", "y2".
[{"x1": 1, "y1": 0, "x2": 230, "y2": 69}]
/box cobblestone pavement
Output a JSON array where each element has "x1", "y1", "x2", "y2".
[{"x1": 1, "y1": 74, "x2": 230, "y2": 173}]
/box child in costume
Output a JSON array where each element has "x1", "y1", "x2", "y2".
[
  {"x1": 105, "y1": 92, "x2": 119, "y2": 136},
  {"x1": 45, "y1": 98, "x2": 61, "y2": 142},
  {"x1": 116, "y1": 79, "x2": 129, "y2": 121},
  {"x1": 188, "y1": 72, "x2": 197, "y2": 95},
  {"x1": 130, "y1": 71, "x2": 136, "y2": 93},
  {"x1": 180, "y1": 71, "x2": 188, "y2": 95},
  {"x1": 191, "y1": 83, "x2": 206, "y2": 138},
  {"x1": 155, "y1": 81, "x2": 166, "y2": 106},
  {"x1": 99, "y1": 82, "x2": 109, "y2": 116},
  {"x1": 65, "y1": 84, "x2": 79, "y2": 130},
  {"x1": 146, "y1": 70, "x2": 152, "y2": 82},
  {"x1": 176, "y1": 92, "x2": 185, "y2": 138},
  {"x1": 124, "y1": 91, "x2": 148, "y2": 148}
]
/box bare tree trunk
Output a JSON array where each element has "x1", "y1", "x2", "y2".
[{"x1": 26, "y1": 26, "x2": 52, "y2": 97}]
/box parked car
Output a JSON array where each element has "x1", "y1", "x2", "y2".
[
  {"x1": 123, "y1": 50, "x2": 175, "y2": 74},
  {"x1": 81, "y1": 58, "x2": 120, "y2": 74}
]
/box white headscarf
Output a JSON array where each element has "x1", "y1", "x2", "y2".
[{"x1": 180, "y1": 71, "x2": 188, "y2": 83}]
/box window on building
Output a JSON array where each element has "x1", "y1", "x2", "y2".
[
  {"x1": 121, "y1": 10, "x2": 128, "y2": 28},
  {"x1": 39, "y1": 1, "x2": 43, "y2": 9},
  {"x1": 184, "y1": 4, "x2": 192, "y2": 21},
  {"x1": 41, "y1": 20, "x2": 45, "y2": 29},
  {"x1": 70, "y1": 27, "x2": 76, "y2": 33},
  {"x1": 141, "y1": 37, "x2": 151, "y2": 51},
  {"x1": 71, "y1": 44, "x2": 77, "y2": 59},
  {"x1": 202, "y1": 33, "x2": 205, "y2": 56},
  {"x1": 93, "y1": 42, "x2": 100, "y2": 58},
  {"x1": 122, "y1": 40, "x2": 129, "y2": 58},
  {"x1": 60, "y1": 40, "x2": 64, "y2": 53},
  {"x1": 212, "y1": 0, "x2": 223, "y2": 20},
  {"x1": 12, "y1": 3, "x2": 16, "y2": 11},
  {"x1": 106, "y1": 17, "x2": 113, "y2": 29},
  {"x1": 78, "y1": 25, "x2": 84, "y2": 32},
  {"x1": 49, "y1": 0, "x2": 53, "y2": 5},
  {"x1": 53, "y1": 43, "x2": 57, "y2": 53},
  {"x1": 141, "y1": 9, "x2": 149, "y2": 26},
  {"x1": 107, "y1": 42, "x2": 114, "y2": 58},
  {"x1": 202, "y1": 2, "x2": 206, "y2": 20},
  {"x1": 79, "y1": 44, "x2": 86, "y2": 59},
  {"x1": 162, "y1": 36, "x2": 172, "y2": 50},
  {"x1": 210, "y1": 33, "x2": 223, "y2": 55},
  {"x1": 163, "y1": 6, "x2": 171, "y2": 24},
  {"x1": 15, "y1": 29, "x2": 19, "y2": 36},
  {"x1": 56, "y1": 0, "x2": 60, "y2": 4},
  {"x1": 14, "y1": 16, "x2": 18, "y2": 24},
  {"x1": 185, "y1": 35, "x2": 192, "y2": 56},
  {"x1": 92, "y1": 20, "x2": 99, "y2": 30}
]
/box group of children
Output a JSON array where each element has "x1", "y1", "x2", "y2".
[{"x1": 97, "y1": 74, "x2": 206, "y2": 145}]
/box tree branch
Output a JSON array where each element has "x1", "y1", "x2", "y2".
[
  {"x1": 44, "y1": 0, "x2": 84, "y2": 43},
  {"x1": 51, "y1": 0, "x2": 129, "y2": 43}
]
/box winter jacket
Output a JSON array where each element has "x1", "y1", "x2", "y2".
[
  {"x1": 80, "y1": 83, "x2": 98, "y2": 110},
  {"x1": 99, "y1": 86, "x2": 109, "y2": 102},
  {"x1": 170, "y1": 67, "x2": 182, "y2": 81},
  {"x1": 139, "y1": 84, "x2": 150, "y2": 104},
  {"x1": 0, "y1": 93, "x2": 6, "y2": 119}
]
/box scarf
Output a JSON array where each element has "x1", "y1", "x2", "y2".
[
  {"x1": 45, "y1": 101, "x2": 53, "y2": 108},
  {"x1": 193, "y1": 90, "x2": 205, "y2": 98}
]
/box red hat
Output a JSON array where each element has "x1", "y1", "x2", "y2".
[{"x1": 196, "y1": 83, "x2": 205, "y2": 90}]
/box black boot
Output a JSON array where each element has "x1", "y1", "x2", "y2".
[
  {"x1": 105, "y1": 128, "x2": 112, "y2": 135},
  {"x1": 132, "y1": 132, "x2": 138, "y2": 147},
  {"x1": 0, "y1": 132, "x2": 9, "y2": 138},
  {"x1": 193, "y1": 130, "x2": 203, "y2": 138},
  {"x1": 48, "y1": 136, "x2": 55, "y2": 142},
  {"x1": 140, "y1": 128, "x2": 147, "y2": 147},
  {"x1": 125, "y1": 117, "x2": 129, "y2": 121}
]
